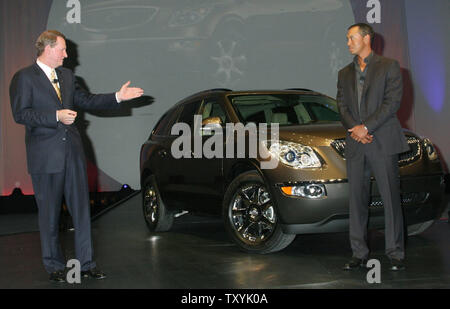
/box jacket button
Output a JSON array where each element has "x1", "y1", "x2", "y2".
[{"x1": 62, "y1": 138, "x2": 66, "y2": 141}]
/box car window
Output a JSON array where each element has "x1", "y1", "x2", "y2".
[
  {"x1": 297, "y1": 94, "x2": 339, "y2": 113},
  {"x1": 293, "y1": 103, "x2": 312, "y2": 124},
  {"x1": 175, "y1": 100, "x2": 202, "y2": 129},
  {"x1": 303, "y1": 102, "x2": 341, "y2": 121},
  {"x1": 152, "y1": 106, "x2": 181, "y2": 137},
  {"x1": 200, "y1": 99, "x2": 227, "y2": 124},
  {"x1": 228, "y1": 93, "x2": 340, "y2": 125}
]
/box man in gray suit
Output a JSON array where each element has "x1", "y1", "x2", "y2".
[
  {"x1": 336, "y1": 23, "x2": 409, "y2": 271},
  {"x1": 10, "y1": 30, "x2": 144, "y2": 282}
]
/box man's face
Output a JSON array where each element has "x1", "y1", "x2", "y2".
[
  {"x1": 346, "y1": 26, "x2": 368, "y2": 56},
  {"x1": 45, "y1": 36, "x2": 68, "y2": 68}
]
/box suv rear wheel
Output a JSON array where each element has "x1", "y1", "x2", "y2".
[
  {"x1": 223, "y1": 171, "x2": 295, "y2": 254},
  {"x1": 142, "y1": 175, "x2": 174, "y2": 232}
]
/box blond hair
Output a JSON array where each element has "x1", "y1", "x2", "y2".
[{"x1": 35, "y1": 30, "x2": 66, "y2": 57}]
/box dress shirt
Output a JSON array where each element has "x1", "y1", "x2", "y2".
[{"x1": 353, "y1": 51, "x2": 373, "y2": 118}]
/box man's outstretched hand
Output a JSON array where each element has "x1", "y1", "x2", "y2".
[{"x1": 116, "y1": 81, "x2": 144, "y2": 102}]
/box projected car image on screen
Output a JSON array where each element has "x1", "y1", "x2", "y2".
[{"x1": 139, "y1": 89, "x2": 446, "y2": 254}]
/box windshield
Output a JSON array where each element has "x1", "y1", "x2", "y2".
[{"x1": 227, "y1": 93, "x2": 340, "y2": 125}]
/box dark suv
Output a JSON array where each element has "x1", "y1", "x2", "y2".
[{"x1": 140, "y1": 89, "x2": 446, "y2": 253}]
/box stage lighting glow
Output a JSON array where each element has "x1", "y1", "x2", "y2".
[
  {"x1": 121, "y1": 184, "x2": 132, "y2": 191},
  {"x1": 407, "y1": 5, "x2": 446, "y2": 112},
  {"x1": 147, "y1": 236, "x2": 161, "y2": 243}
]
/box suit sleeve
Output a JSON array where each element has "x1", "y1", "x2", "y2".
[
  {"x1": 9, "y1": 71, "x2": 57, "y2": 128},
  {"x1": 363, "y1": 60, "x2": 403, "y2": 133},
  {"x1": 336, "y1": 70, "x2": 358, "y2": 130},
  {"x1": 73, "y1": 78, "x2": 119, "y2": 110}
]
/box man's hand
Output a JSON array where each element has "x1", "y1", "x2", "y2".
[
  {"x1": 359, "y1": 134, "x2": 373, "y2": 144},
  {"x1": 348, "y1": 124, "x2": 373, "y2": 144},
  {"x1": 57, "y1": 109, "x2": 77, "y2": 125},
  {"x1": 116, "y1": 81, "x2": 144, "y2": 102}
]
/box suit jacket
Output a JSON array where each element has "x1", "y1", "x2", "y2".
[
  {"x1": 10, "y1": 63, "x2": 119, "y2": 174},
  {"x1": 336, "y1": 53, "x2": 409, "y2": 158}
]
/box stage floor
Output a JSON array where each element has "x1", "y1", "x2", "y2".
[{"x1": 1, "y1": 193, "x2": 449, "y2": 289}]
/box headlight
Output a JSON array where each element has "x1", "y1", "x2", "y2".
[
  {"x1": 281, "y1": 184, "x2": 326, "y2": 198},
  {"x1": 263, "y1": 140, "x2": 322, "y2": 169},
  {"x1": 423, "y1": 138, "x2": 438, "y2": 161}
]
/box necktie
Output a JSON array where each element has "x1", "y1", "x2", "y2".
[{"x1": 50, "y1": 70, "x2": 62, "y2": 102}]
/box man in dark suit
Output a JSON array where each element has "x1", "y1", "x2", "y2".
[
  {"x1": 336, "y1": 23, "x2": 409, "y2": 271},
  {"x1": 9, "y1": 30, "x2": 144, "y2": 282}
]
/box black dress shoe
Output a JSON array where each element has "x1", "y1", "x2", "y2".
[
  {"x1": 81, "y1": 267, "x2": 106, "y2": 280},
  {"x1": 343, "y1": 257, "x2": 368, "y2": 270},
  {"x1": 49, "y1": 270, "x2": 66, "y2": 283},
  {"x1": 389, "y1": 258, "x2": 405, "y2": 271}
]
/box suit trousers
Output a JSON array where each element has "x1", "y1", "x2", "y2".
[
  {"x1": 31, "y1": 138, "x2": 96, "y2": 273},
  {"x1": 347, "y1": 146, "x2": 405, "y2": 260}
]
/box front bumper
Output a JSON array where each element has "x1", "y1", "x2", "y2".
[{"x1": 271, "y1": 174, "x2": 446, "y2": 235}]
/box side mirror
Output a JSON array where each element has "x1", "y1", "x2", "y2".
[{"x1": 201, "y1": 117, "x2": 223, "y2": 136}]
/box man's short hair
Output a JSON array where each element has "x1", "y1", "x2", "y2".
[
  {"x1": 35, "y1": 30, "x2": 66, "y2": 57},
  {"x1": 348, "y1": 23, "x2": 374, "y2": 44}
]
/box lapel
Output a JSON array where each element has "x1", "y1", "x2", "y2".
[
  {"x1": 33, "y1": 63, "x2": 63, "y2": 107},
  {"x1": 346, "y1": 64, "x2": 358, "y2": 113}
]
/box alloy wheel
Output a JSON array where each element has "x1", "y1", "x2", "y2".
[
  {"x1": 229, "y1": 184, "x2": 276, "y2": 244},
  {"x1": 143, "y1": 185, "x2": 158, "y2": 225}
]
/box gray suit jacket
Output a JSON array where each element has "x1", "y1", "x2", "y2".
[
  {"x1": 336, "y1": 53, "x2": 409, "y2": 158},
  {"x1": 9, "y1": 63, "x2": 119, "y2": 174}
]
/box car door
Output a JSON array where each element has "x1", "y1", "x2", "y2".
[
  {"x1": 182, "y1": 96, "x2": 228, "y2": 214},
  {"x1": 149, "y1": 105, "x2": 183, "y2": 207},
  {"x1": 159, "y1": 96, "x2": 228, "y2": 213},
  {"x1": 159, "y1": 99, "x2": 204, "y2": 208}
]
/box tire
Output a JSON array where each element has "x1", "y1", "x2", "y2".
[
  {"x1": 142, "y1": 176, "x2": 174, "y2": 232},
  {"x1": 407, "y1": 220, "x2": 435, "y2": 236},
  {"x1": 223, "y1": 170, "x2": 295, "y2": 254}
]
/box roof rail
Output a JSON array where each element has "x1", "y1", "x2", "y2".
[
  {"x1": 285, "y1": 88, "x2": 314, "y2": 92},
  {"x1": 207, "y1": 88, "x2": 232, "y2": 92},
  {"x1": 190, "y1": 88, "x2": 232, "y2": 96},
  {"x1": 178, "y1": 88, "x2": 233, "y2": 103}
]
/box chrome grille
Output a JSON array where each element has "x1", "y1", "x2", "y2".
[
  {"x1": 369, "y1": 192, "x2": 429, "y2": 209},
  {"x1": 331, "y1": 136, "x2": 422, "y2": 166},
  {"x1": 398, "y1": 136, "x2": 421, "y2": 166},
  {"x1": 330, "y1": 139, "x2": 345, "y2": 158}
]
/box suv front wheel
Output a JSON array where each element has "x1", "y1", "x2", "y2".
[{"x1": 223, "y1": 171, "x2": 296, "y2": 254}]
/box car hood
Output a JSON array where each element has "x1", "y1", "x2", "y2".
[{"x1": 274, "y1": 121, "x2": 346, "y2": 147}]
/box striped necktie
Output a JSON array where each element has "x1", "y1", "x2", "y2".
[{"x1": 50, "y1": 69, "x2": 62, "y2": 102}]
